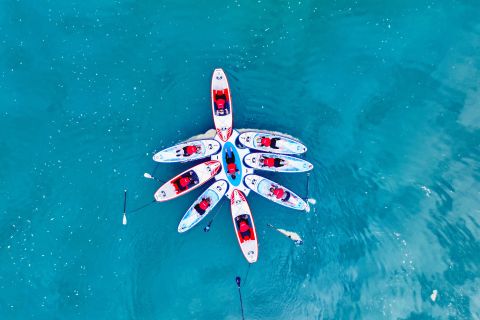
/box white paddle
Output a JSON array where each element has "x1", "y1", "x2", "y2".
[
  {"x1": 267, "y1": 223, "x2": 303, "y2": 245},
  {"x1": 122, "y1": 190, "x2": 127, "y2": 225},
  {"x1": 144, "y1": 172, "x2": 166, "y2": 184},
  {"x1": 144, "y1": 172, "x2": 154, "y2": 179}
]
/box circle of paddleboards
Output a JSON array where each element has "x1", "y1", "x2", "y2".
[
  {"x1": 153, "y1": 139, "x2": 221, "y2": 163},
  {"x1": 211, "y1": 68, "x2": 233, "y2": 142},
  {"x1": 154, "y1": 160, "x2": 221, "y2": 202},
  {"x1": 230, "y1": 189, "x2": 258, "y2": 263},
  {"x1": 244, "y1": 153, "x2": 313, "y2": 173},
  {"x1": 238, "y1": 131, "x2": 307, "y2": 155},
  {"x1": 177, "y1": 180, "x2": 228, "y2": 233},
  {"x1": 243, "y1": 174, "x2": 309, "y2": 211}
]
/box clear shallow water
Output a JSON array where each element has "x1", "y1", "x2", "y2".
[{"x1": 1, "y1": 0, "x2": 480, "y2": 319}]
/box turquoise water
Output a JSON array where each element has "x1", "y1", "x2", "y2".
[{"x1": 1, "y1": 0, "x2": 480, "y2": 319}]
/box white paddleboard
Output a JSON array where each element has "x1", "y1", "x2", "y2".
[
  {"x1": 153, "y1": 139, "x2": 221, "y2": 163},
  {"x1": 244, "y1": 153, "x2": 313, "y2": 173},
  {"x1": 230, "y1": 189, "x2": 258, "y2": 263},
  {"x1": 243, "y1": 174, "x2": 309, "y2": 211},
  {"x1": 238, "y1": 131, "x2": 307, "y2": 155},
  {"x1": 177, "y1": 180, "x2": 228, "y2": 233},
  {"x1": 154, "y1": 160, "x2": 221, "y2": 202},
  {"x1": 211, "y1": 68, "x2": 233, "y2": 142}
]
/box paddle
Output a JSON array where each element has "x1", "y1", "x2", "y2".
[
  {"x1": 235, "y1": 276, "x2": 245, "y2": 320},
  {"x1": 203, "y1": 200, "x2": 226, "y2": 232},
  {"x1": 122, "y1": 190, "x2": 127, "y2": 225},
  {"x1": 143, "y1": 172, "x2": 167, "y2": 184},
  {"x1": 305, "y1": 172, "x2": 310, "y2": 199},
  {"x1": 267, "y1": 223, "x2": 303, "y2": 245},
  {"x1": 303, "y1": 173, "x2": 316, "y2": 210}
]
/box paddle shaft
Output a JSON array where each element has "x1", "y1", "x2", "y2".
[
  {"x1": 267, "y1": 223, "x2": 285, "y2": 236},
  {"x1": 238, "y1": 287, "x2": 245, "y2": 320},
  {"x1": 267, "y1": 223, "x2": 277, "y2": 230},
  {"x1": 305, "y1": 172, "x2": 311, "y2": 200},
  {"x1": 236, "y1": 277, "x2": 245, "y2": 320},
  {"x1": 150, "y1": 175, "x2": 167, "y2": 184},
  {"x1": 204, "y1": 200, "x2": 226, "y2": 232},
  {"x1": 123, "y1": 190, "x2": 127, "y2": 214}
]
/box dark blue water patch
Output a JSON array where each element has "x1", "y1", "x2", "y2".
[{"x1": 222, "y1": 141, "x2": 242, "y2": 187}]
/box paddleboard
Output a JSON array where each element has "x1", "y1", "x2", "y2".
[
  {"x1": 244, "y1": 153, "x2": 313, "y2": 173},
  {"x1": 230, "y1": 189, "x2": 258, "y2": 263},
  {"x1": 154, "y1": 160, "x2": 221, "y2": 202},
  {"x1": 177, "y1": 180, "x2": 228, "y2": 233},
  {"x1": 153, "y1": 139, "x2": 221, "y2": 163},
  {"x1": 211, "y1": 68, "x2": 233, "y2": 142},
  {"x1": 238, "y1": 131, "x2": 307, "y2": 155},
  {"x1": 243, "y1": 174, "x2": 309, "y2": 211}
]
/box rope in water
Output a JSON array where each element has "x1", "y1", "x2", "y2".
[{"x1": 129, "y1": 199, "x2": 156, "y2": 213}]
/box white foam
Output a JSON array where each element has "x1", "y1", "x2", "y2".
[
  {"x1": 420, "y1": 186, "x2": 432, "y2": 197},
  {"x1": 186, "y1": 128, "x2": 217, "y2": 141},
  {"x1": 430, "y1": 289, "x2": 438, "y2": 302}
]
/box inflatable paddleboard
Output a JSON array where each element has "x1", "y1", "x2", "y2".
[
  {"x1": 211, "y1": 68, "x2": 233, "y2": 142},
  {"x1": 243, "y1": 174, "x2": 309, "y2": 211},
  {"x1": 177, "y1": 180, "x2": 228, "y2": 233},
  {"x1": 238, "y1": 131, "x2": 307, "y2": 155},
  {"x1": 230, "y1": 189, "x2": 258, "y2": 263},
  {"x1": 154, "y1": 160, "x2": 221, "y2": 202},
  {"x1": 244, "y1": 153, "x2": 313, "y2": 173},
  {"x1": 153, "y1": 139, "x2": 221, "y2": 163}
]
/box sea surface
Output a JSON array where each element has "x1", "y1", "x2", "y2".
[{"x1": 1, "y1": 1, "x2": 480, "y2": 319}]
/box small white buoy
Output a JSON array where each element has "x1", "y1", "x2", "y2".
[{"x1": 430, "y1": 289, "x2": 438, "y2": 302}]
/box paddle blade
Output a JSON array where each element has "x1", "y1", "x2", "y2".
[
  {"x1": 235, "y1": 276, "x2": 241, "y2": 288},
  {"x1": 144, "y1": 173, "x2": 153, "y2": 179},
  {"x1": 122, "y1": 190, "x2": 127, "y2": 225},
  {"x1": 308, "y1": 198, "x2": 316, "y2": 205}
]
